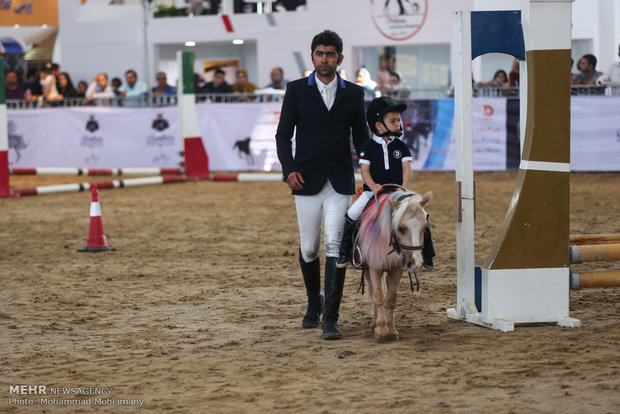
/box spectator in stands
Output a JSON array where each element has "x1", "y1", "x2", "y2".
[
  {"x1": 597, "y1": 43, "x2": 620, "y2": 95},
  {"x1": 265, "y1": 66, "x2": 288, "y2": 90},
  {"x1": 76, "y1": 80, "x2": 88, "y2": 98},
  {"x1": 57, "y1": 72, "x2": 77, "y2": 99},
  {"x1": 572, "y1": 54, "x2": 603, "y2": 85},
  {"x1": 509, "y1": 58, "x2": 520, "y2": 86},
  {"x1": 151, "y1": 71, "x2": 176, "y2": 96},
  {"x1": 23, "y1": 68, "x2": 42, "y2": 98},
  {"x1": 40, "y1": 63, "x2": 60, "y2": 102},
  {"x1": 200, "y1": 68, "x2": 232, "y2": 94},
  {"x1": 85, "y1": 72, "x2": 115, "y2": 104},
  {"x1": 111, "y1": 77, "x2": 123, "y2": 96},
  {"x1": 118, "y1": 69, "x2": 148, "y2": 106},
  {"x1": 386, "y1": 70, "x2": 410, "y2": 99},
  {"x1": 376, "y1": 55, "x2": 393, "y2": 91},
  {"x1": 232, "y1": 68, "x2": 258, "y2": 94},
  {"x1": 479, "y1": 69, "x2": 509, "y2": 87},
  {"x1": 5, "y1": 69, "x2": 25, "y2": 100},
  {"x1": 51, "y1": 63, "x2": 61, "y2": 90},
  {"x1": 355, "y1": 67, "x2": 378, "y2": 99},
  {"x1": 355, "y1": 67, "x2": 377, "y2": 90},
  {"x1": 186, "y1": 0, "x2": 204, "y2": 16}
]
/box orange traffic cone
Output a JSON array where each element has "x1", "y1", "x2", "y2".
[{"x1": 78, "y1": 185, "x2": 115, "y2": 252}]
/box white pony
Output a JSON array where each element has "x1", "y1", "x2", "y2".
[{"x1": 356, "y1": 190, "x2": 432, "y2": 342}]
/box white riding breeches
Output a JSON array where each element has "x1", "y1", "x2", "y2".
[
  {"x1": 295, "y1": 180, "x2": 352, "y2": 262},
  {"x1": 346, "y1": 190, "x2": 374, "y2": 221}
]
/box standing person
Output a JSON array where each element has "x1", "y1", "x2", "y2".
[
  {"x1": 118, "y1": 69, "x2": 148, "y2": 106},
  {"x1": 76, "y1": 80, "x2": 88, "y2": 98},
  {"x1": 597, "y1": 43, "x2": 620, "y2": 95},
  {"x1": 85, "y1": 73, "x2": 115, "y2": 104},
  {"x1": 275, "y1": 29, "x2": 369, "y2": 340},
  {"x1": 5, "y1": 70, "x2": 25, "y2": 100},
  {"x1": 57, "y1": 72, "x2": 77, "y2": 99},
  {"x1": 265, "y1": 66, "x2": 288, "y2": 90},
  {"x1": 39, "y1": 63, "x2": 60, "y2": 102},
  {"x1": 151, "y1": 71, "x2": 176, "y2": 96},
  {"x1": 335, "y1": 97, "x2": 435, "y2": 269}
]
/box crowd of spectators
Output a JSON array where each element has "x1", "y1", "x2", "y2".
[{"x1": 5, "y1": 47, "x2": 619, "y2": 108}]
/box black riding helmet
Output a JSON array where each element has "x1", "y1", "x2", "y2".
[{"x1": 366, "y1": 96, "x2": 407, "y2": 137}]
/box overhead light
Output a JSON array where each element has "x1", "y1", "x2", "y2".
[
  {"x1": 41, "y1": 24, "x2": 48, "y2": 28},
  {"x1": 232, "y1": 39, "x2": 244, "y2": 45},
  {"x1": 13, "y1": 24, "x2": 20, "y2": 29},
  {"x1": 184, "y1": 41, "x2": 196, "y2": 47}
]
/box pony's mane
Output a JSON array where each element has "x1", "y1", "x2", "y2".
[{"x1": 356, "y1": 190, "x2": 423, "y2": 269}]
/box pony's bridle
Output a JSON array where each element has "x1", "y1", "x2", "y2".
[{"x1": 386, "y1": 192, "x2": 425, "y2": 291}]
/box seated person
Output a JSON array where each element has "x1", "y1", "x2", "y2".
[{"x1": 336, "y1": 97, "x2": 435, "y2": 269}]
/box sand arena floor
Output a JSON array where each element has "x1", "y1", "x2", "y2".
[{"x1": 1, "y1": 172, "x2": 619, "y2": 413}]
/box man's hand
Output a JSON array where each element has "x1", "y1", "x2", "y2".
[
  {"x1": 286, "y1": 172, "x2": 305, "y2": 191},
  {"x1": 371, "y1": 183, "x2": 383, "y2": 195}
]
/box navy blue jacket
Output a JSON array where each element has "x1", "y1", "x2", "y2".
[{"x1": 275, "y1": 71, "x2": 369, "y2": 195}]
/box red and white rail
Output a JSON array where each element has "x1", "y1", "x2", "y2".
[
  {"x1": 13, "y1": 175, "x2": 186, "y2": 197},
  {"x1": 10, "y1": 167, "x2": 183, "y2": 176}
]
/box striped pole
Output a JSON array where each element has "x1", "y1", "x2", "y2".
[
  {"x1": 0, "y1": 57, "x2": 10, "y2": 197},
  {"x1": 13, "y1": 175, "x2": 185, "y2": 197},
  {"x1": 177, "y1": 51, "x2": 209, "y2": 180},
  {"x1": 10, "y1": 167, "x2": 182, "y2": 176}
]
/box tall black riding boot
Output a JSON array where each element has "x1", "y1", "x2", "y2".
[
  {"x1": 299, "y1": 249, "x2": 324, "y2": 328},
  {"x1": 423, "y1": 215, "x2": 436, "y2": 267},
  {"x1": 336, "y1": 214, "x2": 357, "y2": 268},
  {"x1": 322, "y1": 257, "x2": 346, "y2": 340}
]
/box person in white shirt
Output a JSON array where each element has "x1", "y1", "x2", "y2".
[
  {"x1": 85, "y1": 73, "x2": 115, "y2": 104},
  {"x1": 598, "y1": 44, "x2": 620, "y2": 95},
  {"x1": 39, "y1": 63, "x2": 60, "y2": 102}
]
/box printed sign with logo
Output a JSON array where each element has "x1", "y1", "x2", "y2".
[{"x1": 370, "y1": 0, "x2": 428, "y2": 41}]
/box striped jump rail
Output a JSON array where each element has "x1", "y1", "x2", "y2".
[
  {"x1": 13, "y1": 175, "x2": 186, "y2": 197},
  {"x1": 10, "y1": 167, "x2": 183, "y2": 176}
]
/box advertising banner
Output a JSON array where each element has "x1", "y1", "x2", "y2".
[{"x1": 6, "y1": 97, "x2": 620, "y2": 172}]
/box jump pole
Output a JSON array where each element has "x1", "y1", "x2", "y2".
[
  {"x1": 9, "y1": 167, "x2": 182, "y2": 176},
  {"x1": 448, "y1": 0, "x2": 579, "y2": 332}
]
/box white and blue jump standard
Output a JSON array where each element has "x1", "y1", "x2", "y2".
[{"x1": 448, "y1": 0, "x2": 580, "y2": 332}]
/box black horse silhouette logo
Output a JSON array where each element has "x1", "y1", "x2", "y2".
[
  {"x1": 8, "y1": 120, "x2": 27, "y2": 163},
  {"x1": 233, "y1": 137, "x2": 254, "y2": 165}
]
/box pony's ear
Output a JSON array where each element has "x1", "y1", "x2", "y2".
[
  {"x1": 420, "y1": 191, "x2": 433, "y2": 207},
  {"x1": 388, "y1": 199, "x2": 401, "y2": 210}
]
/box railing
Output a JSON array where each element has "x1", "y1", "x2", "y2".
[{"x1": 6, "y1": 84, "x2": 619, "y2": 110}]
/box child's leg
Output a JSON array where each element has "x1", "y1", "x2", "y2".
[{"x1": 423, "y1": 214, "x2": 436, "y2": 267}]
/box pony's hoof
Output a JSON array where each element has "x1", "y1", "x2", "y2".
[
  {"x1": 385, "y1": 330, "x2": 400, "y2": 341},
  {"x1": 374, "y1": 325, "x2": 389, "y2": 341}
]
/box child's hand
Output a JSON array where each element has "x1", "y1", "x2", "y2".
[{"x1": 371, "y1": 183, "x2": 383, "y2": 194}]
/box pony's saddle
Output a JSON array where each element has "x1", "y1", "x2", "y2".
[{"x1": 350, "y1": 187, "x2": 407, "y2": 270}]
